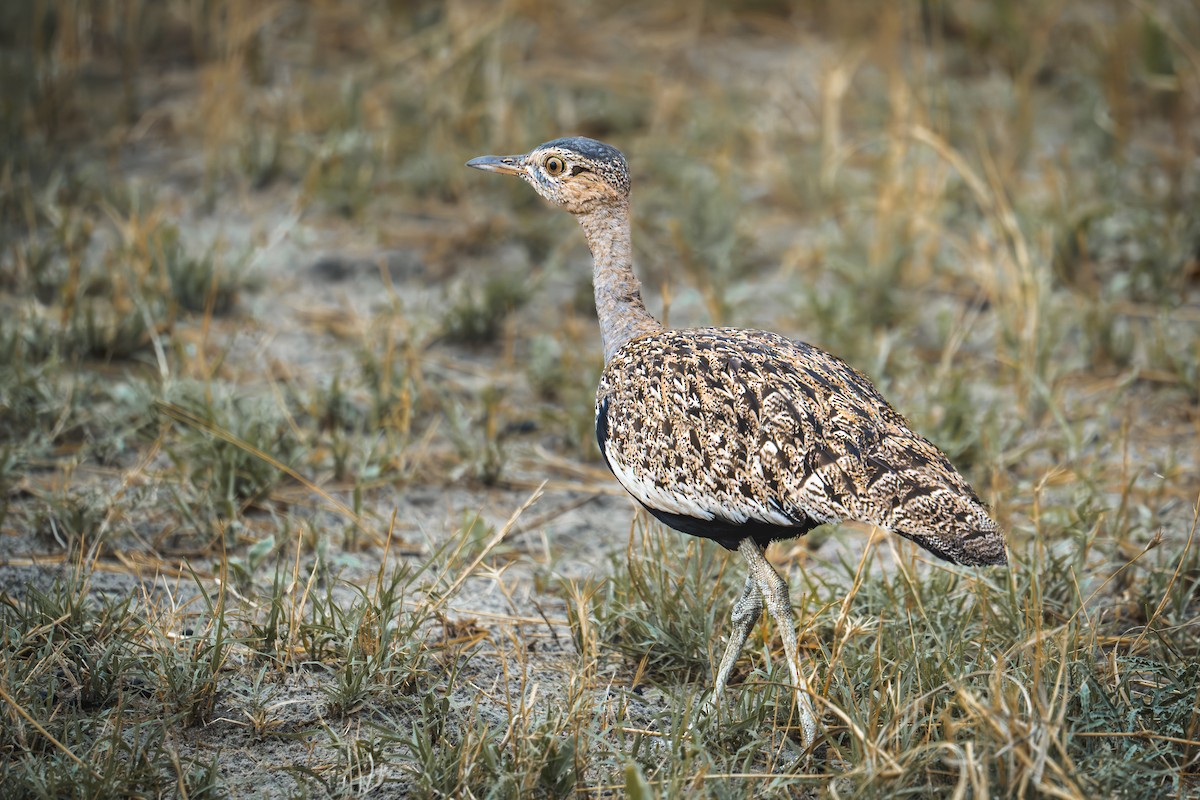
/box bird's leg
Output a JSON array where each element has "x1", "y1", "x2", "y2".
[
  {"x1": 701, "y1": 574, "x2": 762, "y2": 716},
  {"x1": 738, "y1": 538, "x2": 818, "y2": 750}
]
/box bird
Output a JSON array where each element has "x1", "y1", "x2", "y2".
[{"x1": 466, "y1": 137, "x2": 1007, "y2": 750}]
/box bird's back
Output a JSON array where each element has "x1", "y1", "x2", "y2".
[{"x1": 595, "y1": 327, "x2": 1006, "y2": 565}]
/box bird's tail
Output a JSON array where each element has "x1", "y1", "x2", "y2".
[
  {"x1": 860, "y1": 433, "x2": 1008, "y2": 567},
  {"x1": 886, "y1": 492, "x2": 1007, "y2": 566}
]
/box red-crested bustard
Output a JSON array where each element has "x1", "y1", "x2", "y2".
[{"x1": 466, "y1": 137, "x2": 1008, "y2": 749}]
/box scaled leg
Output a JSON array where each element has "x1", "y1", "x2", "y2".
[
  {"x1": 738, "y1": 538, "x2": 818, "y2": 749},
  {"x1": 703, "y1": 574, "x2": 762, "y2": 714}
]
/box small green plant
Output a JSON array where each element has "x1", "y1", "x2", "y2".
[
  {"x1": 161, "y1": 383, "x2": 306, "y2": 515},
  {"x1": 440, "y1": 273, "x2": 531, "y2": 346},
  {"x1": 150, "y1": 223, "x2": 255, "y2": 315},
  {"x1": 147, "y1": 575, "x2": 231, "y2": 729},
  {"x1": 34, "y1": 485, "x2": 112, "y2": 560},
  {"x1": 439, "y1": 384, "x2": 510, "y2": 485},
  {"x1": 317, "y1": 565, "x2": 431, "y2": 716},
  {"x1": 396, "y1": 695, "x2": 504, "y2": 798}
]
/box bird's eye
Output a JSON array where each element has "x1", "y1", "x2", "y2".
[{"x1": 544, "y1": 156, "x2": 565, "y2": 176}]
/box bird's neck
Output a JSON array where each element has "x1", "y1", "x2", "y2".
[{"x1": 575, "y1": 200, "x2": 663, "y2": 363}]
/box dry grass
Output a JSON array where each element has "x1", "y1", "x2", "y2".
[{"x1": 2, "y1": 0, "x2": 1199, "y2": 797}]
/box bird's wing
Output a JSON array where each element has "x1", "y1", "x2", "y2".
[
  {"x1": 596, "y1": 327, "x2": 887, "y2": 528},
  {"x1": 596, "y1": 327, "x2": 1005, "y2": 564}
]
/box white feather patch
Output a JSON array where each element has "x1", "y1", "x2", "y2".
[{"x1": 605, "y1": 441, "x2": 794, "y2": 526}]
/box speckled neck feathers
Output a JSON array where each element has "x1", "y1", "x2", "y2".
[{"x1": 575, "y1": 200, "x2": 663, "y2": 362}]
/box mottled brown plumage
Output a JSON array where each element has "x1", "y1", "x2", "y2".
[
  {"x1": 467, "y1": 136, "x2": 1007, "y2": 750},
  {"x1": 597, "y1": 328, "x2": 1005, "y2": 564}
]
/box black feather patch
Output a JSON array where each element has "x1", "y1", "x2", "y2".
[
  {"x1": 595, "y1": 397, "x2": 612, "y2": 472},
  {"x1": 641, "y1": 505, "x2": 819, "y2": 551}
]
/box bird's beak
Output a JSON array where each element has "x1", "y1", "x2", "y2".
[{"x1": 465, "y1": 154, "x2": 525, "y2": 176}]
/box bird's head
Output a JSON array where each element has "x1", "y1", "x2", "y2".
[{"x1": 466, "y1": 137, "x2": 629, "y2": 214}]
